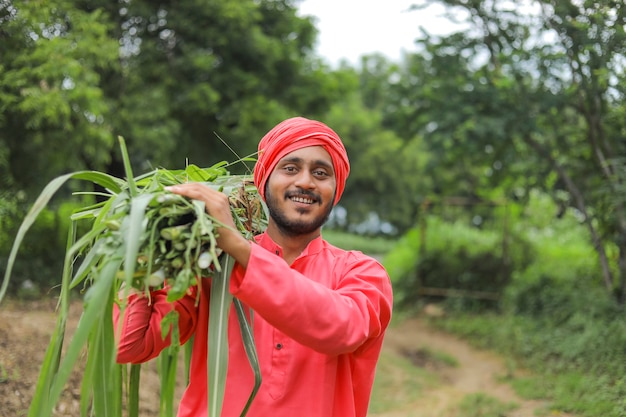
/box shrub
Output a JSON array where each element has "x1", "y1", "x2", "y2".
[
  {"x1": 386, "y1": 216, "x2": 532, "y2": 311},
  {"x1": 0, "y1": 198, "x2": 72, "y2": 297}
]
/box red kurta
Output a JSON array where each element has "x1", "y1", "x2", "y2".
[{"x1": 114, "y1": 232, "x2": 393, "y2": 417}]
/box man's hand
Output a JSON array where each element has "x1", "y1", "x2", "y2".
[{"x1": 164, "y1": 183, "x2": 251, "y2": 268}]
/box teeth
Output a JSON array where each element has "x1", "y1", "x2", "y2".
[{"x1": 291, "y1": 196, "x2": 314, "y2": 204}]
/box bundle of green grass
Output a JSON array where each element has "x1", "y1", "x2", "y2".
[
  {"x1": 89, "y1": 165, "x2": 266, "y2": 301},
  {"x1": 0, "y1": 137, "x2": 265, "y2": 417}
]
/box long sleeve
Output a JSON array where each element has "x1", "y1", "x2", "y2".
[
  {"x1": 112, "y1": 233, "x2": 393, "y2": 417},
  {"x1": 114, "y1": 287, "x2": 199, "y2": 364},
  {"x1": 229, "y1": 237, "x2": 393, "y2": 356}
]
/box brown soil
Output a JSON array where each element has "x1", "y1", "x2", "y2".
[
  {"x1": 370, "y1": 315, "x2": 575, "y2": 417},
  {"x1": 0, "y1": 299, "x2": 573, "y2": 417},
  {"x1": 0, "y1": 298, "x2": 180, "y2": 417}
]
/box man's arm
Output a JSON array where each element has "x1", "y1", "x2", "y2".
[
  {"x1": 114, "y1": 287, "x2": 198, "y2": 363},
  {"x1": 164, "y1": 183, "x2": 252, "y2": 268},
  {"x1": 230, "y1": 245, "x2": 393, "y2": 356}
]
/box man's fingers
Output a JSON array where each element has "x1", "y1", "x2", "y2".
[
  {"x1": 164, "y1": 184, "x2": 232, "y2": 227},
  {"x1": 165, "y1": 184, "x2": 222, "y2": 203}
]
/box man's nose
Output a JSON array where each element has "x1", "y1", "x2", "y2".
[{"x1": 293, "y1": 171, "x2": 316, "y2": 188}]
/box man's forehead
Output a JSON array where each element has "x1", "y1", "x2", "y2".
[{"x1": 278, "y1": 145, "x2": 332, "y2": 164}]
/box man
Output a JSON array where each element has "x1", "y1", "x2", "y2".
[{"x1": 114, "y1": 117, "x2": 393, "y2": 416}]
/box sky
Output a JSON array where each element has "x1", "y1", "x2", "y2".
[{"x1": 297, "y1": 0, "x2": 464, "y2": 66}]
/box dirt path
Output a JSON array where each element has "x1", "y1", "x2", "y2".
[
  {"x1": 0, "y1": 299, "x2": 173, "y2": 417},
  {"x1": 370, "y1": 316, "x2": 572, "y2": 417},
  {"x1": 0, "y1": 300, "x2": 572, "y2": 417}
]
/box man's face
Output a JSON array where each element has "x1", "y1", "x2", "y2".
[{"x1": 265, "y1": 146, "x2": 336, "y2": 237}]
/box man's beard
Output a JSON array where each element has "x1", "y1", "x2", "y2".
[{"x1": 265, "y1": 187, "x2": 334, "y2": 237}]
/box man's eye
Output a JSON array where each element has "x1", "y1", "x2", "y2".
[{"x1": 313, "y1": 170, "x2": 329, "y2": 177}]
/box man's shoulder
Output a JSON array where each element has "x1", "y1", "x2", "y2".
[{"x1": 320, "y1": 239, "x2": 382, "y2": 264}]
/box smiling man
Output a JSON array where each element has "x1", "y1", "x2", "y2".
[{"x1": 114, "y1": 117, "x2": 393, "y2": 417}]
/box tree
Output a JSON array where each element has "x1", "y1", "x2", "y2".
[
  {"x1": 0, "y1": 0, "x2": 118, "y2": 195},
  {"x1": 89, "y1": 0, "x2": 345, "y2": 175},
  {"x1": 396, "y1": 0, "x2": 626, "y2": 303},
  {"x1": 0, "y1": 0, "x2": 120, "y2": 293},
  {"x1": 0, "y1": 0, "x2": 368, "y2": 294},
  {"x1": 333, "y1": 55, "x2": 433, "y2": 234}
]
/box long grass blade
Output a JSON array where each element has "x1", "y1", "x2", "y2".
[
  {"x1": 26, "y1": 318, "x2": 66, "y2": 416},
  {"x1": 128, "y1": 364, "x2": 142, "y2": 417},
  {"x1": 69, "y1": 239, "x2": 105, "y2": 289},
  {"x1": 184, "y1": 337, "x2": 194, "y2": 385},
  {"x1": 118, "y1": 136, "x2": 138, "y2": 197},
  {"x1": 233, "y1": 299, "x2": 262, "y2": 416},
  {"x1": 70, "y1": 191, "x2": 130, "y2": 288},
  {"x1": 208, "y1": 254, "x2": 235, "y2": 417},
  {"x1": 6, "y1": 138, "x2": 265, "y2": 417},
  {"x1": 79, "y1": 329, "x2": 96, "y2": 417},
  {"x1": 28, "y1": 203, "x2": 80, "y2": 416},
  {"x1": 121, "y1": 193, "x2": 153, "y2": 287},
  {"x1": 0, "y1": 170, "x2": 122, "y2": 304},
  {"x1": 46, "y1": 252, "x2": 123, "y2": 409},
  {"x1": 91, "y1": 289, "x2": 122, "y2": 417},
  {"x1": 158, "y1": 347, "x2": 179, "y2": 417},
  {"x1": 70, "y1": 171, "x2": 124, "y2": 194}
]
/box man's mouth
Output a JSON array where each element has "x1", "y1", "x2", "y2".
[
  {"x1": 290, "y1": 196, "x2": 316, "y2": 204},
  {"x1": 286, "y1": 190, "x2": 320, "y2": 205}
]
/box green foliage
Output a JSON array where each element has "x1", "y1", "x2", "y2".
[
  {"x1": 382, "y1": 226, "x2": 422, "y2": 285},
  {"x1": 389, "y1": 187, "x2": 626, "y2": 415},
  {"x1": 0, "y1": 0, "x2": 118, "y2": 193},
  {"x1": 503, "y1": 190, "x2": 610, "y2": 318},
  {"x1": 449, "y1": 393, "x2": 518, "y2": 417},
  {"x1": 0, "y1": 0, "x2": 359, "y2": 297},
  {"x1": 1, "y1": 139, "x2": 265, "y2": 416},
  {"x1": 0, "y1": 196, "x2": 72, "y2": 297},
  {"x1": 368, "y1": 350, "x2": 433, "y2": 414},
  {"x1": 101, "y1": 0, "x2": 340, "y2": 171},
  {"x1": 386, "y1": 215, "x2": 532, "y2": 311},
  {"x1": 0, "y1": 187, "x2": 106, "y2": 298},
  {"x1": 320, "y1": 59, "x2": 434, "y2": 234},
  {"x1": 423, "y1": 193, "x2": 626, "y2": 416},
  {"x1": 435, "y1": 313, "x2": 626, "y2": 417},
  {"x1": 322, "y1": 228, "x2": 393, "y2": 257}
]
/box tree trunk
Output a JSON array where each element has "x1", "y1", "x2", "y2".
[
  {"x1": 524, "y1": 134, "x2": 616, "y2": 295},
  {"x1": 618, "y1": 242, "x2": 626, "y2": 307}
]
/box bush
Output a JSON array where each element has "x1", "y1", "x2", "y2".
[
  {"x1": 322, "y1": 228, "x2": 394, "y2": 257},
  {"x1": 1, "y1": 198, "x2": 83, "y2": 298},
  {"x1": 388, "y1": 190, "x2": 626, "y2": 417},
  {"x1": 436, "y1": 312, "x2": 626, "y2": 417},
  {"x1": 386, "y1": 216, "x2": 533, "y2": 311}
]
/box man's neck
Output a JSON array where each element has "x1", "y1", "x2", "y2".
[{"x1": 266, "y1": 224, "x2": 321, "y2": 265}]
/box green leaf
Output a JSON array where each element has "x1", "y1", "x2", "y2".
[
  {"x1": 69, "y1": 246, "x2": 102, "y2": 289},
  {"x1": 128, "y1": 364, "x2": 142, "y2": 417},
  {"x1": 208, "y1": 254, "x2": 235, "y2": 417},
  {"x1": 71, "y1": 171, "x2": 125, "y2": 194},
  {"x1": 47, "y1": 253, "x2": 123, "y2": 410},
  {"x1": 118, "y1": 136, "x2": 138, "y2": 197},
  {"x1": 90, "y1": 290, "x2": 122, "y2": 417},
  {"x1": 121, "y1": 193, "x2": 153, "y2": 288},
  {"x1": 0, "y1": 170, "x2": 121, "y2": 304},
  {"x1": 26, "y1": 312, "x2": 67, "y2": 416},
  {"x1": 4, "y1": 137, "x2": 266, "y2": 417},
  {"x1": 158, "y1": 346, "x2": 179, "y2": 417},
  {"x1": 233, "y1": 299, "x2": 262, "y2": 415}
]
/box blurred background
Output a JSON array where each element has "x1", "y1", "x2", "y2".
[{"x1": 1, "y1": 1, "x2": 625, "y2": 415}]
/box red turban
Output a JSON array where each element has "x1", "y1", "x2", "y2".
[{"x1": 253, "y1": 117, "x2": 350, "y2": 205}]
